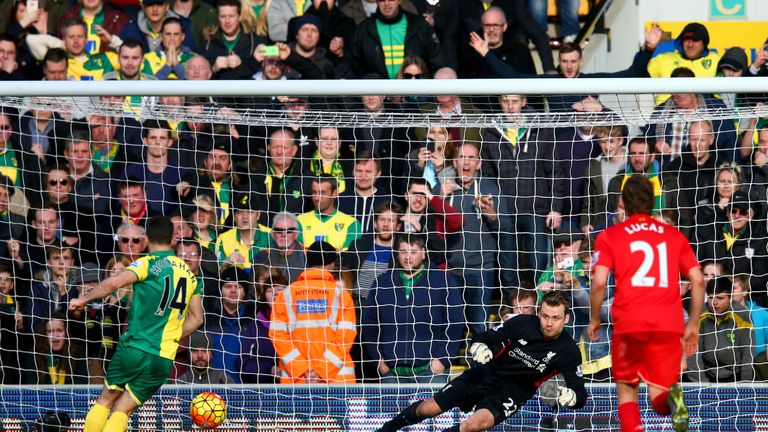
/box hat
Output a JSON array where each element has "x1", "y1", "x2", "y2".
[
  {"x1": 677, "y1": 22, "x2": 709, "y2": 46},
  {"x1": 188, "y1": 331, "x2": 211, "y2": 350},
  {"x1": 729, "y1": 191, "x2": 753, "y2": 213},
  {"x1": 306, "y1": 241, "x2": 338, "y2": 267},
  {"x1": 69, "y1": 263, "x2": 102, "y2": 286},
  {"x1": 141, "y1": 0, "x2": 166, "y2": 6},
  {"x1": 220, "y1": 267, "x2": 253, "y2": 289},
  {"x1": 212, "y1": 135, "x2": 232, "y2": 155},
  {"x1": 718, "y1": 47, "x2": 748, "y2": 72},
  {"x1": 232, "y1": 191, "x2": 265, "y2": 212},
  {"x1": 552, "y1": 227, "x2": 584, "y2": 245},
  {"x1": 295, "y1": 14, "x2": 323, "y2": 33}
]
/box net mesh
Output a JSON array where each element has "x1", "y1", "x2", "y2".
[{"x1": 0, "y1": 90, "x2": 765, "y2": 430}]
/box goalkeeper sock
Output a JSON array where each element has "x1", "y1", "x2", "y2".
[
  {"x1": 377, "y1": 400, "x2": 424, "y2": 432},
  {"x1": 652, "y1": 391, "x2": 671, "y2": 415},
  {"x1": 84, "y1": 403, "x2": 110, "y2": 432},
  {"x1": 618, "y1": 402, "x2": 644, "y2": 432},
  {"x1": 104, "y1": 411, "x2": 129, "y2": 432}
]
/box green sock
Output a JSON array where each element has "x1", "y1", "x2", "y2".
[
  {"x1": 84, "y1": 403, "x2": 110, "y2": 432},
  {"x1": 104, "y1": 411, "x2": 129, "y2": 432}
]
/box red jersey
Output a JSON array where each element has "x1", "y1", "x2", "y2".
[{"x1": 593, "y1": 214, "x2": 700, "y2": 335}]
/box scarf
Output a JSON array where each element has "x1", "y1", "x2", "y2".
[{"x1": 621, "y1": 159, "x2": 663, "y2": 212}]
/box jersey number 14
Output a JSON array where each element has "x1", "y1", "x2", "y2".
[
  {"x1": 155, "y1": 276, "x2": 188, "y2": 319},
  {"x1": 630, "y1": 241, "x2": 668, "y2": 288}
]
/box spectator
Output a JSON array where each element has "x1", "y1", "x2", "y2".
[
  {"x1": 7, "y1": 0, "x2": 48, "y2": 80},
  {"x1": 443, "y1": 143, "x2": 511, "y2": 335},
  {"x1": 463, "y1": 7, "x2": 536, "y2": 79},
  {"x1": 240, "y1": 0, "x2": 271, "y2": 38},
  {"x1": 646, "y1": 67, "x2": 738, "y2": 165},
  {"x1": 270, "y1": 241, "x2": 356, "y2": 383},
  {"x1": 57, "y1": 0, "x2": 129, "y2": 55},
  {"x1": 120, "y1": 0, "x2": 195, "y2": 53},
  {"x1": 287, "y1": 14, "x2": 336, "y2": 79},
  {"x1": 716, "y1": 47, "x2": 749, "y2": 109},
  {"x1": 581, "y1": 124, "x2": 627, "y2": 233},
  {"x1": 124, "y1": 119, "x2": 187, "y2": 216},
  {"x1": 308, "y1": 127, "x2": 351, "y2": 194},
  {"x1": 480, "y1": 94, "x2": 564, "y2": 286},
  {"x1": 419, "y1": 67, "x2": 482, "y2": 146},
  {"x1": 16, "y1": 99, "x2": 68, "y2": 167},
  {"x1": 0, "y1": 261, "x2": 26, "y2": 383},
  {"x1": 88, "y1": 114, "x2": 129, "y2": 178},
  {"x1": 0, "y1": 34, "x2": 24, "y2": 80},
  {"x1": 265, "y1": 0, "x2": 310, "y2": 42},
  {"x1": 113, "y1": 223, "x2": 148, "y2": 263},
  {"x1": 337, "y1": 151, "x2": 391, "y2": 233},
  {"x1": 216, "y1": 191, "x2": 270, "y2": 271},
  {"x1": 697, "y1": 192, "x2": 768, "y2": 306},
  {"x1": 406, "y1": 126, "x2": 456, "y2": 190},
  {"x1": 251, "y1": 129, "x2": 307, "y2": 220},
  {"x1": 399, "y1": 177, "x2": 463, "y2": 268},
  {"x1": 202, "y1": 0, "x2": 267, "y2": 80},
  {"x1": 732, "y1": 274, "x2": 768, "y2": 380},
  {"x1": 176, "y1": 331, "x2": 232, "y2": 384},
  {"x1": 739, "y1": 116, "x2": 768, "y2": 182},
  {"x1": 686, "y1": 278, "x2": 755, "y2": 383},
  {"x1": 499, "y1": 287, "x2": 538, "y2": 321},
  {"x1": 391, "y1": 55, "x2": 431, "y2": 112},
  {"x1": 297, "y1": 175, "x2": 361, "y2": 251},
  {"x1": 469, "y1": 25, "x2": 661, "y2": 112},
  {"x1": 254, "y1": 212, "x2": 307, "y2": 284},
  {"x1": 64, "y1": 128, "x2": 112, "y2": 215},
  {"x1": 185, "y1": 195, "x2": 218, "y2": 253},
  {"x1": 554, "y1": 119, "x2": 602, "y2": 230},
  {"x1": 177, "y1": 137, "x2": 251, "y2": 226},
  {"x1": 184, "y1": 54, "x2": 213, "y2": 79},
  {"x1": 536, "y1": 227, "x2": 587, "y2": 300},
  {"x1": 174, "y1": 236, "x2": 218, "y2": 305},
  {"x1": 286, "y1": 0, "x2": 356, "y2": 54},
  {"x1": 142, "y1": 17, "x2": 196, "y2": 79},
  {"x1": 39, "y1": 48, "x2": 91, "y2": 120},
  {"x1": 0, "y1": 112, "x2": 45, "y2": 207},
  {"x1": 171, "y1": 0, "x2": 218, "y2": 49},
  {"x1": 45, "y1": 167, "x2": 98, "y2": 265},
  {"x1": 696, "y1": 163, "x2": 745, "y2": 230},
  {"x1": 27, "y1": 244, "x2": 77, "y2": 334},
  {"x1": 527, "y1": 0, "x2": 579, "y2": 44},
  {"x1": 342, "y1": 201, "x2": 402, "y2": 306},
  {"x1": 13, "y1": 205, "x2": 62, "y2": 278},
  {"x1": 647, "y1": 22, "x2": 722, "y2": 103},
  {"x1": 340, "y1": 0, "x2": 418, "y2": 25},
  {"x1": 349, "y1": 0, "x2": 442, "y2": 79},
  {"x1": 239, "y1": 271, "x2": 286, "y2": 383},
  {"x1": 361, "y1": 233, "x2": 463, "y2": 384},
  {"x1": 102, "y1": 180, "x2": 151, "y2": 244},
  {"x1": 0, "y1": 176, "x2": 26, "y2": 258},
  {"x1": 33, "y1": 314, "x2": 88, "y2": 384},
  {"x1": 205, "y1": 266, "x2": 254, "y2": 383},
  {"x1": 102, "y1": 41, "x2": 158, "y2": 120},
  {"x1": 60, "y1": 18, "x2": 118, "y2": 80}
]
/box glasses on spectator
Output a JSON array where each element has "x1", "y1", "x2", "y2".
[
  {"x1": 730, "y1": 207, "x2": 748, "y2": 216},
  {"x1": 120, "y1": 237, "x2": 143, "y2": 244},
  {"x1": 48, "y1": 179, "x2": 70, "y2": 186},
  {"x1": 402, "y1": 72, "x2": 422, "y2": 79},
  {"x1": 272, "y1": 227, "x2": 297, "y2": 234},
  {"x1": 482, "y1": 23, "x2": 505, "y2": 30}
]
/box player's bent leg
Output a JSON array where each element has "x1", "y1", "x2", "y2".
[
  {"x1": 84, "y1": 387, "x2": 123, "y2": 432},
  {"x1": 616, "y1": 382, "x2": 643, "y2": 432},
  {"x1": 103, "y1": 392, "x2": 140, "y2": 432},
  {"x1": 377, "y1": 398, "x2": 443, "y2": 432}
]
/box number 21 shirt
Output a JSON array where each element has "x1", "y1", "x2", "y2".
[{"x1": 593, "y1": 214, "x2": 700, "y2": 335}]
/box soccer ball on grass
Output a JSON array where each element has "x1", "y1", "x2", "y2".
[{"x1": 191, "y1": 391, "x2": 226, "y2": 429}]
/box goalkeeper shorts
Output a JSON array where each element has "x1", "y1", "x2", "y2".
[
  {"x1": 433, "y1": 367, "x2": 523, "y2": 426},
  {"x1": 105, "y1": 344, "x2": 173, "y2": 405},
  {"x1": 612, "y1": 331, "x2": 682, "y2": 389}
]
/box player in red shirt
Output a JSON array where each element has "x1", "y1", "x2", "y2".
[{"x1": 588, "y1": 175, "x2": 705, "y2": 432}]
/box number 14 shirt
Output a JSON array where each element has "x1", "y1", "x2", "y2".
[{"x1": 593, "y1": 214, "x2": 700, "y2": 335}]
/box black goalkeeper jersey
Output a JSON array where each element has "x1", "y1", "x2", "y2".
[{"x1": 472, "y1": 314, "x2": 588, "y2": 408}]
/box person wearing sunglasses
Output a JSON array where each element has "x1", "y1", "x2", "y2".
[
  {"x1": 253, "y1": 212, "x2": 305, "y2": 284},
  {"x1": 392, "y1": 55, "x2": 430, "y2": 113},
  {"x1": 114, "y1": 223, "x2": 148, "y2": 263},
  {"x1": 697, "y1": 191, "x2": 768, "y2": 307}
]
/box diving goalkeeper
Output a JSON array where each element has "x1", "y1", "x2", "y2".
[{"x1": 376, "y1": 290, "x2": 587, "y2": 432}]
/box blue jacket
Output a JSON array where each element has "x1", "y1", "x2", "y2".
[
  {"x1": 206, "y1": 304, "x2": 254, "y2": 383},
  {"x1": 747, "y1": 301, "x2": 768, "y2": 356},
  {"x1": 361, "y1": 267, "x2": 464, "y2": 368}
]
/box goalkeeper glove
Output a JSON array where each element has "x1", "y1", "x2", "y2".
[
  {"x1": 468, "y1": 342, "x2": 493, "y2": 364},
  {"x1": 557, "y1": 386, "x2": 577, "y2": 407}
]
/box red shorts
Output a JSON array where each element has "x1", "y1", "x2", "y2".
[{"x1": 612, "y1": 331, "x2": 682, "y2": 389}]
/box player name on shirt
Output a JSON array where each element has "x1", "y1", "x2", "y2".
[{"x1": 624, "y1": 221, "x2": 665, "y2": 235}]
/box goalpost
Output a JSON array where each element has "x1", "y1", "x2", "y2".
[{"x1": 0, "y1": 78, "x2": 766, "y2": 431}]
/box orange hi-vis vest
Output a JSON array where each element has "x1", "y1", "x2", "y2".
[{"x1": 270, "y1": 269, "x2": 357, "y2": 383}]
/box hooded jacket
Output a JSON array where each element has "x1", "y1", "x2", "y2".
[{"x1": 686, "y1": 309, "x2": 755, "y2": 382}]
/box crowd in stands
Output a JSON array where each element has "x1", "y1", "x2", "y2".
[{"x1": 0, "y1": 0, "x2": 765, "y2": 386}]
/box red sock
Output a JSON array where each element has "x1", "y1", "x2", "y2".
[
  {"x1": 618, "y1": 402, "x2": 644, "y2": 432},
  {"x1": 651, "y1": 392, "x2": 671, "y2": 415}
]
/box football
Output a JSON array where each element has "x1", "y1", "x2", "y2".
[{"x1": 191, "y1": 391, "x2": 227, "y2": 429}]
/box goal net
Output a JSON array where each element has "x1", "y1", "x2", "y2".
[{"x1": 0, "y1": 78, "x2": 765, "y2": 431}]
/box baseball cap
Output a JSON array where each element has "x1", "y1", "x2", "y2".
[
  {"x1": 729, "y1": 191, "x2": 753, "y2": 213},
  {"x1": 220, "y1": 267, "x2": 253, "y2": 289},
  {"x1": 142, "y1": 0, "x2": 167, "y2": 6},
  {"x1": 718, "y1": 47, "x2": 748, "y2": 72},
  {"x1": 232, "y1": 191, "x2": 266, "y2": 212},
  {"x1": 677, "y1": 22, "x2": 710, "y2": 46}
]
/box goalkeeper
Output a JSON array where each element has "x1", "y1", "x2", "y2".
[{"x1": 376, "y1": 291, "x2": 587, "y2": 432}]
